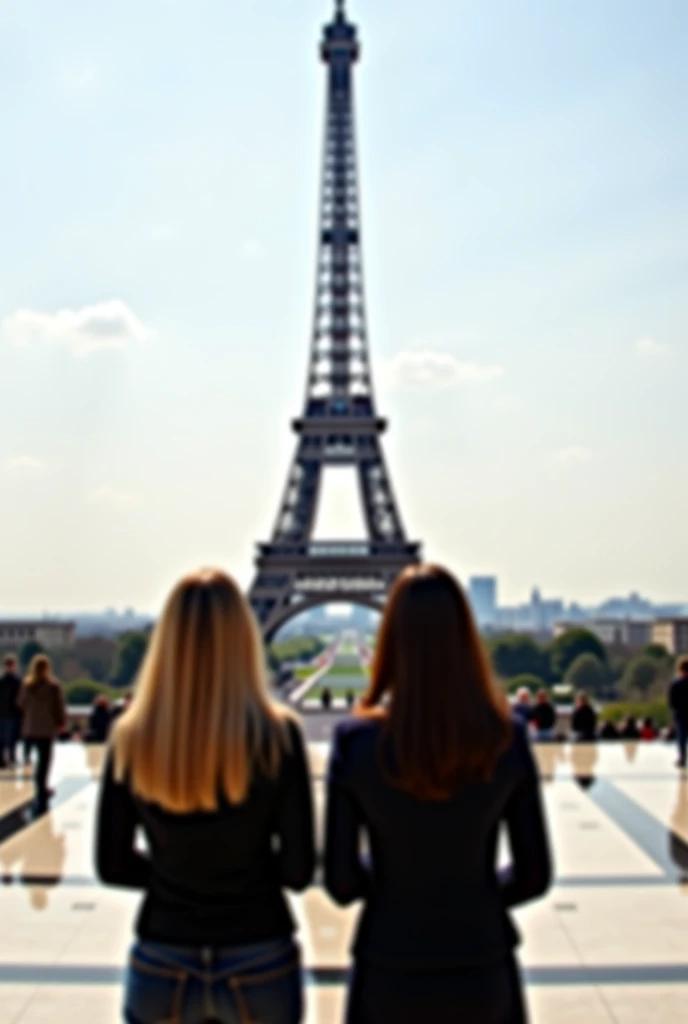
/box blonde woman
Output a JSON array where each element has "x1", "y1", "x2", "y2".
[
  {"x1": 18, "y1": 654, "x2": 66, "y2": 813},
  {"x1": 96, "y1": 569, "x2": 315, "y2": 1024}
]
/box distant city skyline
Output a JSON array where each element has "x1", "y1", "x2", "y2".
[
  {"x1": 1, "y1": 581, "x2": 686, "y2": 625},
  {"x1": 1, "y1": 0, "x2": 687, "y2": 612}
]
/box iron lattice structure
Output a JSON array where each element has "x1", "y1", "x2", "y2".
[{"x1": 249, "y1": 1, "x2": 421, "y2": 639}]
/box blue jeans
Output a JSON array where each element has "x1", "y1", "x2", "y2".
[
  {"x1": 676, "y1": 721, "x2": 688, "y2": 766},
  {"x1": 125, "y1": 937, "x2": 303, "y2": 1024}
]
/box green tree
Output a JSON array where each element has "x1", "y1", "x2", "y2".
[
  {"x1": 644, "y1": 643, "x2": 671, "y2": 662},
  {"x1": 550, "y1": 629, "x2": 607, "y2": 679},
  {"x1": 110, "y1": 631, "x2": 149, "y2": 688},
  {"x1": 64, "y1": 679, "x2": 113, "y2": 705},
  {"x1": 505, "y1": 674, "x2": 547, "y2": 696},
  {"x1": 19, "y1": 640, "x2": 45, "y2": 671},
  {"x1": 566, "y1": 652, "x2": 608, "y2": 697},
  {"x1": 621, "y1": 655, "x2": 661, "y2": 699},
  {"x1": 488, "y1": 635, "x2": 548, "y2": 680}
]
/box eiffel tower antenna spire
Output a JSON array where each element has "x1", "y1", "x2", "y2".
[{"x1": 248, "y1": 3, "x2": 421, "y2": 640}]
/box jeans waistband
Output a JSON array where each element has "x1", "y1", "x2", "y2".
[{"x1": 135, "y1": 937, "x2": 297, "y2": 978}]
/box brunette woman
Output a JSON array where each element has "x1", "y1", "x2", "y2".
[
  {"x1": 96, "y1": 569, "x2": 315, "y2": 1024},
  {"x1": 325, "y1": 565, "x2": 552, "y2": 1024}
]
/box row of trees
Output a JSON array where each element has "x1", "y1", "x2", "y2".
[
  {"x1": 487, "y1": 628, "x2": 675, "y2": 701},
  {"x1": 0, "y1": 631, "x2": 151, "y2": 690},
  {"x1": 2, "y1": 625, "x2": 676, "y2": 707}
]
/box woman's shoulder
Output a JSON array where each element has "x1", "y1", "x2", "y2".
[
  {"x1": 498, "y1": 714, "x2": 535, "y2": 770},
  {"x1": 331, "y1": 715, "x2": 383, "y2": 762}
]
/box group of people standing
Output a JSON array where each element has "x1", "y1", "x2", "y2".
[
  {"x1": 96, "y1": 565, "x2": 552, "y2": 1024},
  {"x1": 512, "y1": 666, "x2": 688, "y2": 760},
  {"x1": 0, "y1": 653, "x2": 66, "y2": 812}
]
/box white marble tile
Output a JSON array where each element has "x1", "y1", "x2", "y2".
[
  {"x1": 553, "y1": 885, "x2": 688, "y2": 965},
  {"x1": 0, "y1": 986, "x2": 36, "y2": 1024},
  {"x1": 542, "y1": 781, "x2": 663, "y2": 878},
  {"x1": 599, "y1": 984, "x2": 688, "y2": 1023},
  {"x1": 527, "y1": 985, "x2": 614, "y2": 1024},
  {"x1": 15, "y1": 985, "x2": 123, "y2": 1024}
]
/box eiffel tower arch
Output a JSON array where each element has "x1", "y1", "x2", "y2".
[{"x1": 249, "y1": 1, "x2": 422, "y2": 640}]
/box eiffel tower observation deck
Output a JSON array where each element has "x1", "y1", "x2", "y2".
[{"x1": 249, "y1": 1, "x2": 421, "y2": 639}]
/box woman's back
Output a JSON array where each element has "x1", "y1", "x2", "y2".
[
  {"x1": 97, "y1": 717, "x2": 314, "y2": 946},
  {"x1": 326, "y1": 715, "x2": 549, "y2": 968},
  {"x1": 95, "y1": 569, "x2": 315, "y2": 1024},
  {"x1": 19, "y1": 678, "x2": 64, "y2": 738}
]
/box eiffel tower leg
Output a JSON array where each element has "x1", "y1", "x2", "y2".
[{"x1": 357, "y1": 437, "x2": 407, "y2": 545}]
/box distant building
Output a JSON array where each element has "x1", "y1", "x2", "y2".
[
  {"x1": 468, "y1": 577, "x2": 497, "y2": 627},
  {"x1": 651, "y1": 618, "x2": 688, "y2": 656},
  {"x1": 553, "y1": 619, "x2": 651, "y2": 649},
  {"x1": 0, "y1": 620, "x2": 76, "y2": 650}
]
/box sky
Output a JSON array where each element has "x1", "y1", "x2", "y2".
[{"x1": 1, "y1": 0, "x2": 687, "y2": 614}]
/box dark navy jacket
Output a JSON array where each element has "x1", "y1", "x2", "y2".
[
  {"x1": 669, "y1": 676, "x2": 688, "y2": 724},
  {"x1": 325, "y1": 716, "x2": 551, "y2": 969}
]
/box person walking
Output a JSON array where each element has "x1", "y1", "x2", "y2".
[
  {"x1": 0, "y1": 654, "x2": 22, "y2": 768},
  {"x1": 325, "y1": 565, "x2": 552, "y2": 1024},
  {"x1": 96, "y1": 569, "x2": 315, "y2": 1024},
  {"x1": 17, "y1": 655, "x2": 66, "y2": 812},
  {"x1": 669, "y1": 657, "x2": 688, "y2": 768}
]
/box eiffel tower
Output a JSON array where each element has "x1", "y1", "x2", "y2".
[{"x1": 249, "y1": 0, "x2": 421, "y2": 639}]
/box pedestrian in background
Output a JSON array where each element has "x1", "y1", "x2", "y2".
[
  {"x1": 17, "y1": 655, "x2": 66, "y2": 812},
  {"x1": 531, "y1": 690, "x2": 557, "y2": 741},
  {"x1": 669, "y1": 657, "x2": 688, "y2": 768},
  {"x1": 0, "y1": 654, "x2": 22, "y2": 768},
  {"x1": 571, "y1": 692, "x2": 597, "y2": 742}
]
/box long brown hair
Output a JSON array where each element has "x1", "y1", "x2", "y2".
[
  {"x1": 113, "y1": 569, "x2": 293, "y2": 813},
  {"x1": 360, "y1": 565, "x2": 511, "y2": 799}
]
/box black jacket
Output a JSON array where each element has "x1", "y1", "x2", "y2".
[
  {"x1": 669, "y1": 677, "x2": 688, "y2": 724},
  {"x1": 325, "y1": 716, "x2": 552, "y2": 969},
  {"x1": 95, "y1": 718, "x2": 315, "y2": 946},
  {"x1": 572, "y1": 704, "x2": 597, "y2": 741},
  {"x1": 0, "y1": 672, "x2": 21, "y2": 719}
]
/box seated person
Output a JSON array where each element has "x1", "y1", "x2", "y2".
[
  {"x1": 639, "y1": 716, "x2": 658, "y2": 741},
  {"x1": 86, "y1": 695, "x2": 112, "y2": 743},
  {"x1": 599, "y1": 720, "x2": 620, "y2": 741},
  {"x1": 620, "y1": 717, "x2": 640, "y2": 740}
]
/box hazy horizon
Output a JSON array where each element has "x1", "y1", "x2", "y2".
[{"x1": 2, "y1": 0, "x2": 687, "y2": 613}]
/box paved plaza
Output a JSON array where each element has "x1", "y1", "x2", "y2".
[{"x1": 1, "y1": 734, "x2": 688, "y2": 1022}]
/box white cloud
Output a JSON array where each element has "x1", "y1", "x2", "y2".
[
  {"x1": 1, "y1": 300, "x2": 153, "y2": 358},
  {"x1": 5, "y1": 455, "x2": 46, "y2": 473},
  {"x1": 90, "y1": 486, "x2": 140, "y2": 507},
  {"x1": 382, "y1": 350, "x2": 504, "y2": 391},
  {"x1": 552, "y1": 446, "x2": 593, "y2": 464},
  {"x1": 635, "y1": 337, "x2": 669, "y2": 356}
]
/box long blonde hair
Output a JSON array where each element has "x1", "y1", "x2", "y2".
[
  {"x1": 25, "y1": 654, "x2": 54, "y2": 685},
  {"x1": 112, "y1": 569, "x2": 292, "y2": 812}
]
